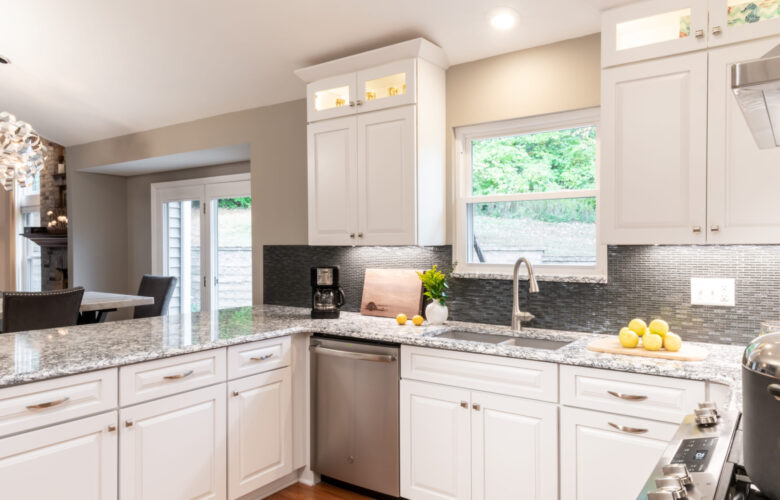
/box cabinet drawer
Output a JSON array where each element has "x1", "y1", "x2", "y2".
[
  {"x1": 120, "y1": 349, "x2": 226, "y2": 406},
  {"x1": 227, "y1": 336, "x2": 291, "y2": 380},
  {"x1": 0, "y1": 369, "x2": 117, "y2": 438},
  {"x1": 560, "y1": 365, "x2": 705, "y2": 423},
  {"x1": 401, "y1": 346, "x2": 558, "y2": 403}
]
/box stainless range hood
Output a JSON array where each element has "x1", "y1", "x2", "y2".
[{"x1": 732, "y1": 45, "x2": 780, "y2": 149}]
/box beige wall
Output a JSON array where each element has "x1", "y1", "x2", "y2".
[
  {"x1": 445, "y1": 33, "x2": 601, "y2": 240},
  {"x1": 0, "y1": 190, "x2": 14, "y2": 290},
  {"x1": 67, "y1": 99, "x2": 307, "y2": 304}
]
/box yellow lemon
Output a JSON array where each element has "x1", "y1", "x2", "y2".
[
  {"x1": 643, "y1": 333, "x2": 663, "y2": 351},
  {"x1": 664, "y1": 332, "x2": 682, "y2": 352},
  {"x1": 649, "y1": 319, "x2": 670, "y2": 338},
  {"x1": 618, "y1": 327, "x2": 639, "y2": 348},
  {"x1": 628, "y1": 318, "x2": 647, "y2": 336},
  {"x1": 396, "y1": 313, "x2": 408, "y2": 325},
  {"x1": 412, "y1": 315, "x2": 424, "y2": 326}
]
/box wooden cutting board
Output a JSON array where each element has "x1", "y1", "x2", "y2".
[
  {"x1": 360, "y1": 269, "x2": 423, "y2": 318},
  {"x1": 587, "y1": 336, "x2": 709, "y2": 361}
]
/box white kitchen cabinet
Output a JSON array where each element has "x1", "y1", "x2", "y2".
[
  {"x1": 708, "y1": 0, "x2": 780, "y2": 47},
  {"x1": 707, "y1": 36, "x2": 780, "y2": 243},
  {"x1": 401, "y1": 379, "x2": 558, "y2": 500},
  {"x1": 601, "y1": 52, "x2": 708, "y2": 244},
  {"x1": 0, "y1": 411, "x2": 118, "y2": 500},
  {"x1": 472, "y1": 391, "x2": 558, "y2": 500},
  {"x1": 227, "y1": 367, "x2": 292, "y2": 499},
  {"x1": 120, "y1": 384, "x2": 227, "y2": 500},
  {"x1": 356, "y1": 106, "x2": 416, "y2": 245},
  {"x1": 560, "y1": 406, "x2": 678, "y2": 500},
  {"x1": 307, "y1": 73, "x2": 358, "y2": 122},
  {"x1": 307, "y1": 116, "x2": 358, "y2": 245},
  {"x1": 401, "y1": 379, "x2": 471, "y2": 500}
]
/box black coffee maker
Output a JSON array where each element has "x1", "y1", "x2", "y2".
[{"x1": 311, "y1": 266, "x2": 345, "y2": 319}]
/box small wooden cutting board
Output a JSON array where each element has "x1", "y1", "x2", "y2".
[
  {"x1": 587, "y1": 336, "x2": 709, "y2": 361},
  {"x1": 360, "y1": 269, "x2": 423, "y2": 318}
]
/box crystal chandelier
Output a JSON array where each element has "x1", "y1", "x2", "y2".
[{"x1": 0, "y1": 112, "x2": 48, "y2": 191}]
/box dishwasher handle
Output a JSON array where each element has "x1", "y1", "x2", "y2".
[{"x1": 310, "y1": 344, "x2": 397, "y2": 363}]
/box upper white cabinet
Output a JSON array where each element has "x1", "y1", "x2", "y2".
[
  {"x1": 601, "y1": 52, "x2": 708, "y2": 244},
  {"x1": 603, "y1": 0, "x2": 780, "y2": 66},
  {"x1": 298, "y1": 39, "x2": 448, "y2": 246}
]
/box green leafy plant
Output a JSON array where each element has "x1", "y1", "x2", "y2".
[{"x1": 417, "y1": 265, "x2": 452, "y2": 305}]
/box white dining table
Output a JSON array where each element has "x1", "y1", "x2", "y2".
[{"x1": 0, "y1": 291, "x2": 154, "y2": 323}]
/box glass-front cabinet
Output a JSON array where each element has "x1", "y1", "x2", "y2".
[
  {"x1": 709, "y1": 0, "x2": 780, "y2": 46},
  {"x1": 307, "y1": 74, "x2": 358, "y2": 122},
  {"x1": 602, "y1": 0, "x2": 708, "y2": 67}
]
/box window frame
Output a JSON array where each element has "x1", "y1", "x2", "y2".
[
  {"x1": 454, "y1": 107, "x2": 606, "y2": 279},
  {"x1": 15, "y1": 177, "x2": 41, "y2": 291}
]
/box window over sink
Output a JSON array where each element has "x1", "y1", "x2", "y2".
[{"x1": 454, "y1": 107, "x2": 605, "y2": 279}]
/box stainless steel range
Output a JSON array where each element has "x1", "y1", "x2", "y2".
[{"x1": 638, "y1": 403, "x2": 770, "y2": 499}]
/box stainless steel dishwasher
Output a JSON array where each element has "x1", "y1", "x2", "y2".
[{"x1": 310, "y1": 335, "x2": 400, "y2": 497}]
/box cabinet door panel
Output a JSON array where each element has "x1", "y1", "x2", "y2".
[
  {"x1": 357, "y1": 59, "x2": 416, "y2": 113},
  {"x1": 357, "y1": 106, "x2": 416, "y2": 245},
  {"x1": 472, "y1": 392, "x2": 558, "y2": 500},
  {"x1": 707, "y1": 37, "x2": 780, "y2": 243},
  {"x1": 709, "y1": 0, "x2": 780, "y2": 47},
  {"x1": 601, "y1": 52, "x2": 708, "y2": 244},
  {"x1": 0, "y1": 412, "x2": 117, "y2": 500},
  {"x1": 227, "y1": 368, "x2": 292, "y2": 499},
  {"x1": 560, "y1": 406, "x2": 677, "y2": 500},
  {"x1": 307, "y1": 117, "x2": 358, "y2": 245},
  {"x1": 401, "y1": 380, "x2": 471, "y2": 500},
  {"x1": 306, "y1": 73, "x2": 357, "y2": 122},
  {"x1": 120, "y1": 385, "x2": 226, "y2": 500}
]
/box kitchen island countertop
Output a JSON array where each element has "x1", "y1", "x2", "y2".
[{"x1": 0, "y1": 305, "x2": 745, "y2": 407}]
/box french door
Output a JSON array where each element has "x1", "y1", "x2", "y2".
[{"x1": 151, "y1": 174, "x2": 251, "y2": 314}]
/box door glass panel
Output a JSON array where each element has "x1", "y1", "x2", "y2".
[
  {"x1": 364, "y1": 72, "x2": 406, "y2": 102},
  {"x1": 163, "y1": 200, "x2": 201, "y2": 315},
  {"x1": 727, "y1": 0, "x2": 780, "y2": 26},
  {"x1": 213, "y1": 196, "x2": 252, "y2": 310},
  {"x1": 22, "y1": 211, "x2": 41, "y2": 292},
  {"x1": 314, "y1": 86, "x2": 350, "y2": 111},
  {"x1": 616, "y1": 8, "x2": 692, "y2": 50}
]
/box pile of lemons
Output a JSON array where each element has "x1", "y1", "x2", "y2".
[
  {"x1": 396, "y1": 313, "x2": 424, "y2": 326},
  {"x1": 619, "y1": 318, "x2": 682, "y2": 352}
]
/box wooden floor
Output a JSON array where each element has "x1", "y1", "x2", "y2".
[{"x1": 265, "y1": 482, "x2": 373, "y2": 500}]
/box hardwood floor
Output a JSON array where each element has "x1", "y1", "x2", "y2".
[{"x1": 265, "y1": 482, "x2": 373, "y2": 500}]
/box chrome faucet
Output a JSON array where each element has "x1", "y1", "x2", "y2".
[{"x1": 512, "y1": 257, "x2": 539, "y2": 331}]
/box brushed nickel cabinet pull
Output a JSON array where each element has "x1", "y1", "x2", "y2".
[
  {"x1": 349, "y1": 233, "x2": 356, "y2": 238},
  {"x1": 357, "y1": 233, "x2": 364, "y2": 238},
  {"x1": 125, "y1": 420, "x2": 134, "y2": 428},
  {"x1": 607, "y1": 390, "x2": 648, "y2": 401},
  {"x1": 460, "y1": 401, "x2": 468, "y2": 409},
  {"x1": 710, "y1": 225, "x2": 720, "y2": 232},
  {"x1": 472, "y1": 403, "x2": 481, "y2": 411},
  {"x1": 695, "y1": 29, "x2": 704, "y2": 38},
  {"x1": 356, "y1": 99, "x2": 363, "y2": 106},
  {"x1": 250, "y1": 353, "x2": 273, "y2": 362},
  {"x1": 232, "y1": 390, "x2": 240, "y2": 397},
  {"x1": 163, "y1": 370, "x2": 194, "y2": 380},
  {"x1": 349, "y1": 101, "x2": 356, "y2": 107},
  {"x1": 712, "y1": 25, "x2": 722, "y2": 35},
  {"x1": 107, "y1": 425, "x2": 117, "y2": 432},
  {"x1": 692, "y1": 226, "x2": 702, "y2": 233},
  {"x1": 608, "y1": 422, "x2": 648, "y2": 434},
  {"x1": 26, "y1": 396, "x2": 70, "y2": 410}
]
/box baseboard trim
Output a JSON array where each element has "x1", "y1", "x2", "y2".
[{"x1": 236, "y1": 471, "x2": 300, "y2": 500}]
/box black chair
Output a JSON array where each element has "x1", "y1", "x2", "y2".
[
  {"x1": 133, "y1": 275, "x2": 177, "y2": 319},
  {"x1": 1, "y1": 287, "x2": 85, "y2": 333}
]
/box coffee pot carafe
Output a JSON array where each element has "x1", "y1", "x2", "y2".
[{"x1": 311, "y1": 267, "x2": 345, "y2": 319}]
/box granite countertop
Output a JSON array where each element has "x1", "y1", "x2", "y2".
[{"x1": 0, "y1": 305, "x2": 745, "y2": 408}]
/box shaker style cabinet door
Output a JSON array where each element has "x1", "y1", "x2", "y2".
[
  {"x1": 560, "y1": 406, "x2": 677, "y2": 500},
  {"x1": 708, "y1": 0, "x2": 780, "y2": 47},
  {"x1": 0, "y1": 412, "x2": 118, "y2": 500},
  {"x1": 227, "y1": 367, "x2": 292, "y2": 499},
  {"x1": 120, "y1": 384, "x2": 227, "y2": 500},
  {"x1": 400, "y1": 380, "x2": 471, "y2": 500},
  {"x1": 707, "y1": 37, "x2": 780, "y2": 243},
  {"x1": 600, "y1": 52, "x2": 708, "y2": 244},
  {"x1": 356, "y1": 106, "x2": 416, "y2": 246},
  {"x1": 307, "y1": 116, "x2": 359, "y2": 245},
  {"x1": 471, "y1": 391, "x2": 558, "y2": 500}
]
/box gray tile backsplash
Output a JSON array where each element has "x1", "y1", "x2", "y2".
[{"x1": 264, "y1": 244, "x2": 780, "y2": 346}]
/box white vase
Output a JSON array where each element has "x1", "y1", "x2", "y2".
[{"x1": 425, "y1": 301, "x2": 448, "y2": 325}]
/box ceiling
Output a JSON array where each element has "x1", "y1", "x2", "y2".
[
  {"x1": 0, "y1": 0, "x2": 625, "y2": 147},
  {"x1": 80, "y1": 143, "x2": 250, "y2": 175}
]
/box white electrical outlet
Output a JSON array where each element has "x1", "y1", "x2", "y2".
[{"x1": 690, "y1": 278, "x2": 735, "y2": 306}]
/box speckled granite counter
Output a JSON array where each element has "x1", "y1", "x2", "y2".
[{"x1": 0, "y1": 305, "x2": 745, "y2": 407}]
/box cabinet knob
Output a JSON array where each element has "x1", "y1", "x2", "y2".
[
  {"x1": 349, "y1": 233, "x2": 356, "y2": 238},
  {"x1": 695, "y1": 29, "x2": 704, "y2": 39},
  {"x1": 356, "y1": 99, "x2": 363, "y2": 106},
  {"x1": 460, "y1": 401, "x2": 468, "y2": 409},
  {"x1": 472, "y1": 403, "x2": 481, "y2": 411},
  {"x1": 357, "y1": 232, "x2": 363, "y2": 238},
  {"x1": 107, "y1": 425, "x2": 117, "y2": 432},
  {"x1": 349, "y1": 101, "x2": 355, "y2": 107},
  {"x1": 692, "y1": 226, "x2": 702, "y2": 233},
  {"x1": 710, "y1": 225, "x2": 720, "y2": 232},
  {"x1": 125, "y1": 420, "x2": 134, "y2": 428},
  {"x1": 712, "y1": 25, "x2": 722, "y2": 35},
  {"x1": 232, "y1": 390, "x2": 240, "y2": 397}
]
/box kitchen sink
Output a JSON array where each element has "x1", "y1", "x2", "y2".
[{"x1": 434, "y1": 331, "x2": 572, "y2": 350}]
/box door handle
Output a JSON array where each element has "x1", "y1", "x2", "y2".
[
  {"x1": 310, "y1": 344, "x2": 396, "y2": 363},
  {"x1": 250, "y1": 353, "x2": 274, "y2": 362},
  {"x1": 163, "y1": 370, "x2": 194, "y2": 380},
  {"x1": 26, "y1": 396, "x2": 70, "y2": 410},
  {"x1": 608, "y1": 422, "x2": 648, "y2": 434},
  {"x1": 460, "y1": 401, "x2": 468, "y2": 409},
  {"x1": 768, "y1": 384, "x2": 780, "y2": 401},
  {"x1": 607, "y1": 390, "x2": 648, "y2": 401},
  {"x1": 472, "y1": 403, "x2": 481, "y2": 411}
]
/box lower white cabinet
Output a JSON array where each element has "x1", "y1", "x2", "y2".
[
  {"x1": 0, "y1": 411, "x2": 118, "y2": 500},
  {"x1": 560, "y1": 406, "x2": 678, "y2": 500},
  {"x1": 227, "y1": 367, "x2": 293, "y2": 499},
  {"x1": 400, "y1": 379, "x2": 558, "y2": 500},
  {"x1": 120, "y1": 384, "x2": 227, "y2": 500}
]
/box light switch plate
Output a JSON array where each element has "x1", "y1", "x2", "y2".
[{"x1": 690, "y1": 278, "x2": 735, "y2": 307}]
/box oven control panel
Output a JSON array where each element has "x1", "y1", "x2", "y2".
[{"x1": 671, "y1": 437, "x2": 719, "y2": 472}]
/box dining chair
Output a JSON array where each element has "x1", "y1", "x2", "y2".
[
  {"x1": 133, "y1": 275, "x2": 177, "y2": 319},
  {"x1": 1, "y1": 287, "x2": 85, "y2": 333}
]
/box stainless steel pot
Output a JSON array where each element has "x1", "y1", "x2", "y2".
[{"x1": 742, "y1": 332, "x2": 780, "y2": 499}]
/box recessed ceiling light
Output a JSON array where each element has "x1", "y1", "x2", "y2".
[
  {"x1": 489, "y1": 7, "x2": 519, "y2": 30},
  {"x1": 0, "y1": 55, "x2": 10, "y2": 65}
]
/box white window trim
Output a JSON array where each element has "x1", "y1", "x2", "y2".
[
  {"x1": 453, "y1": 107, "x2": 607, "y2": 281},
  {"x1": 14, "y1": 182, "x2": 41, "y2": 291}
]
